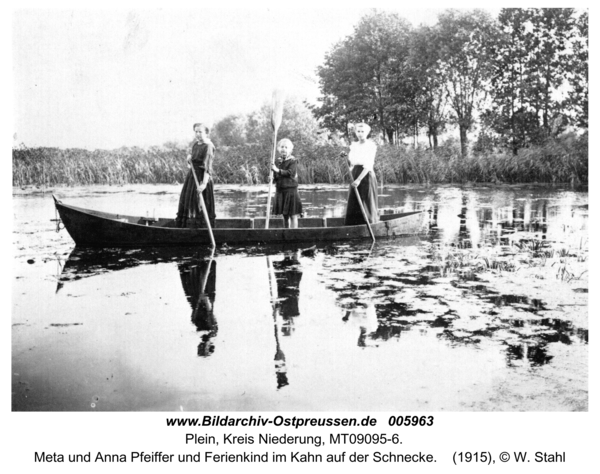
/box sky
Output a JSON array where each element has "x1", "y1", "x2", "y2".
[
  {"x1": 11, "y1": 6, "x2": 478, "y2": 150},
  {"x1": 12, "y1": 2, "x2": 590, "y2": 151}
]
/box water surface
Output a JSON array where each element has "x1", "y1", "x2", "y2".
[{"x1": 12, "y1": 184, "x2": 588, "y2": 411}]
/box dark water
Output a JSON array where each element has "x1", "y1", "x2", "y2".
[{"x1": 12, "y1": 184, "x2": 588, "y2": 411}]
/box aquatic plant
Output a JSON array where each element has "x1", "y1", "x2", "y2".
[
  {"x1": 12, "y1": 133, "x2": 588, "y2": 187},
  {"x1": 425, "y1": 232, "x2": 589, "y2": 285},
  {"x1": 552, "y1": 260, "x2": 588, "y2": 283}
]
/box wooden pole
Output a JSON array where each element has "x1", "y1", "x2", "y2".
[
  {"x1": 190, "y1": 165, "x2": 216, "y2": 249},
  {"x1": 265, "y1": 89, "x2": 285, "y2": 229},
  {"x1": 346, "y1": 159, "x2": 376, "y2": 243}
]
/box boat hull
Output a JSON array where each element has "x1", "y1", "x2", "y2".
[{"x1": 54, "y1": 196, "x2": 428, "y2": 248}]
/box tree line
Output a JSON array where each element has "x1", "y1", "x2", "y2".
[
  {"x1": 211, "y1": 8, "x2": 587, "y2": 158},
  {"x1": 310, "y1": 8, "x2": 587, "y2": 156}
]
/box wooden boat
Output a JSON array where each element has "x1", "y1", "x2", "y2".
[{"x1": 53, "y1": 195, "x2": 428, "y2": 248}]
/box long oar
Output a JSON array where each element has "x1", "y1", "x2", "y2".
[
  {"x1": 346, "y1": 159, "x2": 376, "y2": 243},
  {"x1": 265, "y1": 89, "x2": 285, "y2": 229},
  {"x1": 190, "y1": 165, "x2": 216, "y2": 249}
]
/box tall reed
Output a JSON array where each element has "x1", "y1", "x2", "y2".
[{"x1": 13, "y1": 134, "x2": 588, "y2": 187}]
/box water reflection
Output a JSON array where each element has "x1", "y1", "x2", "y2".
[
  {"x1": 342, "y1": 303, "x2": 377, "y2": 347},
  {"x1": 14, "y1": 184, "x2": 587, "y2": 411},
  {"x1": 427, "y1": 189, "x2": 570, "y2": 249},
  {"x1": 321, "y1": 235, "x2": 587, "y2": 371},
  {"x1": 57, "y1": 246, "x2": 215, "y2": 289},
  {"x1": 458, "y1": 192, "x2": 471, "y2": 247},
  {"x1": 178, "y1": 258, "x2": 218, "y2": 357},
  {"x1": 505, "y1": 342, "x2": 553, "y2": 367},
  {"x1": 266, "y1": 251, "x2": 308, "y2": 389},
  {"x1": 56, "y1": 230, "x2": 587, "y2": 378},
  {"x1": 272, "y1": 252, "x2": 303, "y2": 336}
]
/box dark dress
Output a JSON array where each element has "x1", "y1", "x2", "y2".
[
  {"x1": 272, "y1": 156, "x2": 303, "y2": 217},
  {"x1": 176, "y1": 141, "x2": 216, "y2": 228},
  {"x1": 344, "y1": 165, "x2": 379, "y2": 226}
]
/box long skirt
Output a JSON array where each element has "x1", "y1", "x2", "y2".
[
  {"x1": 344, "y1": 165, "x2": 379, "y2": 226},
  {"x1": 272, "y1": 187, "x2": 303, "y2": 217},
  {"x1": 176, "y1": 169, "x2": 216, "y2": 228}
]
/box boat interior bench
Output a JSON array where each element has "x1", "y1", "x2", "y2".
[
  {"x1": 214, "y1": 218, "x2": 255, "y2": 229},
  {"x1": 143, "y1": 216, "x2": 351, "y2": 229},
  {"x1": 213, "y1": 217, "x2": 339, "y2": 229},
  {"x1": 141, "y1": 215, "x2": 400, "y2": 229}
]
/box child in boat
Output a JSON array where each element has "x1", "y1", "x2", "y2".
[
  {"x1": 342, "y1": 123, "x2": 379, "y2": 226},
  {"x1": 176, "y1": 123, "x2": 216, "y2": 228},
  {"x1": 271, "y1": 138, "x2": 303, "y2": 229}
]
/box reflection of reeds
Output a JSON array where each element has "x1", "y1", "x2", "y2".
[
  {"x1": 13, "y1": 134, "x2": 587, "y2": 186},
  {"x1": 429, "y1": 233, "x2": 588, "y2": 286}
]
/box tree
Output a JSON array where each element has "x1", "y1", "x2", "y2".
[
  {"x1": 405, "y1": 25, "x2": 449, "y2": 149},
  {"x1": 211, "y1": 114, "x2": 248, "y2": 147},
  {"x1": 525, "y1": 9, "x2": 576, "y2": 135},
  {"x1": 212, "y1": 97, "x2": 324, "y2": 149},
  {"x1": 486, "y1": 8, "x2": 542, "y2": 153},
  {"x1": 486, "y1": 8, "x2": 580, "y2": 153},
  {"x1": 313, "y1": 10, "x2": 413, "y2": 143},
  {"x1": 433, "y1": 10, "x2": 498, "y2": 156},
  {"x1": 565, "y1": 10, "x2": 588, "y2": 129}
]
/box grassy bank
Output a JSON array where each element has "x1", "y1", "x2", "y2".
[{"x1": 13, "y1": 135, "x2": 587, "y2": 187}]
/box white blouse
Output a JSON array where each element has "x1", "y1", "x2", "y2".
[{"x1": 348, "y1": 140, "x2": 377, "y2": 172}]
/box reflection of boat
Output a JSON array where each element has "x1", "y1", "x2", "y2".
[
  {"x1": 58, "y1": 246, "x2": 221, "y2": 357},
  {"x1": 54, "y1": 196, "x2": 427, "y2": 248},
  {"x1": 55, "y1": 246, "x2": 214, "y2": 291}
]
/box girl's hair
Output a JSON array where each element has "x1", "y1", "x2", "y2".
[
  {"x1": 193, "y1": 123, "x2": 210, "y2": 134},
  {"x1": 354, "y1": 122, "x2": 371, "y2": 134},
  {"x1": 277, "y1": 138, "x2": 294, "y2": 150}
]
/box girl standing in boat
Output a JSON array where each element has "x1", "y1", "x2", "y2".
[
  {"x1": 342, "y1": 123, "x2": 379, "y2": 226},
  {"x1": 271, "y1": 138, "x2": 303, "y2": 229},
  {"x1": 176, "y1": 123, "x2": 216, "y2": 228}
]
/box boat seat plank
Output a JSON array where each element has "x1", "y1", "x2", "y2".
[
  {"x1": 326, "y1": 217, "x2": 345, "y2": 228},
  {"x1": 158, "y1": 219, "x2": 178, "y2": 227},
  {"x1": 253, "y1": 218, "x2": 285, "y2": 229},
  {"x1": 298, "y1": 218, "x2": 326, "y2": 228},
  {"x1": 214, "y1": 218, "x2": 254, "y2": 229}
]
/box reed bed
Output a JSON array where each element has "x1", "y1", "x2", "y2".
[{"x1": 13, "y1": 134, "x2": 587, "y2": 187}]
